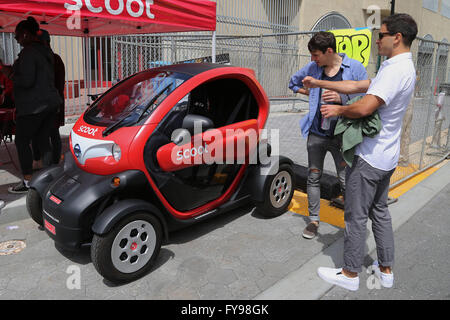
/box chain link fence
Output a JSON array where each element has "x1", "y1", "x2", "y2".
[
  {"x1": 1, "y1": 29, "x2": 449, "y2": 187},
  {"x1": 110, "y1": 31, "x2": 448, "y2": 186},
  {"x1": 397, "y1": 37, "x2": 450, "y2": 185}
]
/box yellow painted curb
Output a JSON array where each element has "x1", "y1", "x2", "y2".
[
  {"x1": 288, "y1": 191, "x2": 345, "y2": 228},
  {"x1": 388, "y1": 166, "x2": 439, "y2": 199},
  {"x1": 288, "y1": 162, "x2": 445, "y2": 229}
]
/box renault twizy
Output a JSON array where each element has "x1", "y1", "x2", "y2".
[{"x1": 27, "y1": 63, "x2": 295, "y2": 282}]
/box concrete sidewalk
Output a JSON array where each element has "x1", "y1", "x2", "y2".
[{"x1": 255, "y1": 160, "x2": 450, "y2": 299}]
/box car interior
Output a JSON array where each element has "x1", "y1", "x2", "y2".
[{"x1": 144, "y1": 78, "x2": 260, "y2": 211}]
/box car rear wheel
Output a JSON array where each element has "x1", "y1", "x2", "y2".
[
  {"x1": 255, "y1": 163, "x2": 295, "y2": 218},
  {"x1": 91, "y1": 212, "x2": 162, "y2": 283},
  {"x1": 26, "y1": 188, "x2": 43, "y2": 226}
]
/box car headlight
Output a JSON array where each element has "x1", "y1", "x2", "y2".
[{"x1": 112, "y1": 143, "x2": 121, "y2": 162}]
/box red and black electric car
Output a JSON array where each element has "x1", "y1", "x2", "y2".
[{"x1": 27, "y1": 63, "x2": 295, "y2": 282}]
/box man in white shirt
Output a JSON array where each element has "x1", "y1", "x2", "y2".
[{"x1": 302, "y1": 13, "x2": 418, "y2": 291}]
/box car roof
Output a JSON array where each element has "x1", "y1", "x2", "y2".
[{"x1": 152, "y1": 63, "x2": 238, "y2": 76}]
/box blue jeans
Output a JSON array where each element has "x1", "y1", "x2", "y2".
[{"x1": 306, "y1": 133, "x2": 346, "y2": 222}]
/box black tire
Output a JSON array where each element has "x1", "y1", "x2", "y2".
[
  {"x1": 255, "y1": 163, "x2": 295, "y2": 218},
  {"x1": 26, "y1": 188, "x2": 43, "y2": 226},
  {"x1": 91, "y1": 212, "x2": 162, "y2": 283}
]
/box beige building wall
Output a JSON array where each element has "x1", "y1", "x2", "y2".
[
  {"x1": 215, "y1": 0, "x2": 301, "y2": 35},
  {"x1": 290, "y1": 0, "x2": 450, "y2": 77},
  {"x1": 50, "y1": 35, "x2": 84, "y2": 82},
  {"x1": 396, "y1": 0, "x2": 450, "y2": 41},
  {"x1": 292, "y1": 0, "x2": 450, "y2": 40},
  {"x1": 300, "y1": 0, "x2": 369, "y2": 30}
]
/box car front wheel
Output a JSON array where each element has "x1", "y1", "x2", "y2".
[{"x1": 91, "y1": 212, "x2": 162, "y2": 283}]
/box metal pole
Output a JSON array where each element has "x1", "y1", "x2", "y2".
[
  {"x1": 171, "y1": 37, "x2": 176, "y2": 64},
  {"x1": 78, "y1": 37, "x2": 83, "y2": 113},
  {"x1": 419, "y1": 43, "x2": 441, "y2": 169},
  {"x1": 445, "y1": 121, "x2": 450, "y2": 151},
  {"x1": 68, "y1": 36, "x2": 75, "y2": 116},
  {"x1": 111, "y1": 36, "x2": 116, "y2": 83},
  {"x1": 212, "y1": 31, "x2": 216, "y2": 63},
  {"x1": 2, "y1": 33, "x2": 6, "y2": 62},
  {"x1": 258, "y1": 34, "x2": 263, "y2": 81},
  {"x1": 444, "y1": 93, "x2": 450, "y2": 151}
]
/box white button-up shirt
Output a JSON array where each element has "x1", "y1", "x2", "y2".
[{"x1": 356, "y1": 52, "x2": 416, "y2": 171}]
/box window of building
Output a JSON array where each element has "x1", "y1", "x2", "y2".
[
  {"x1": 423, "y1": 0, "x2": 439, "y2": 12},
  {"x1": 442, "y1": 0, "x2": 450, "y2": 18},
  {"x1": 311, "y1": 12, "x2": 352, "y2": 31}
]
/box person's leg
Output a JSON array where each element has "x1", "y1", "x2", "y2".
[
  {"x1": 343, "y1": 156, "x2": 378, "y2": 274},
  {"x1": 31, "y1": 136, "x2": 40, "y2": 161},
  {"x1": 10, "y1": 114, "x2": 42, "y2": 193},
  {"x1": 369, "y1": 168, "x2": 395, "y2": 272},
  {"x1": 303, "y1": 134, "x2": 328, "y2": 239},
  {"x1": 31, "y1": 135, "x2": 43, "y2": 170},
  {"x1": 50, "y1": 126, "x2": 62, "y2": 164},
  {"x1": 329, "y1": 136, "x2": 347, "y2": 197},
  {"x1": 35, "y1": 111, "x2": 56, "y2": 168},
  {"x1": 306, "y1": 133, "x2": 327, "y2": 223},
  {"x1": 14, "y1": 115, "x2": 36, "y2": 178}
]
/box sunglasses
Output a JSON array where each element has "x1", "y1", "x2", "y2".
[{"x1": 378, "y1": 32, "x2": 396, "y2": 40}]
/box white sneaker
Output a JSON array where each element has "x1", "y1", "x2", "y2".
[
  {"x1": 372, "y1": 260, "x2": 394, "y2": 288},
  {"x1": 317, "y1": 267, "x2": 359, "y2": 291}
]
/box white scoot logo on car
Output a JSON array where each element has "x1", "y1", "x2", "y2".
[
  {"x1": 176, "y1": 143, "x2": 209, "y2": 161},
  {"x1": 78, "y1": 125, "x2": 98, "y2": 136}
]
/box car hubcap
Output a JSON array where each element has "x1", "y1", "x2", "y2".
[
  {"x1": 269, "y1": 171, "x2": 292, "y2": 208},
  {"x1": 111, "y1": 220, "x2": 157, "y2": 274}
]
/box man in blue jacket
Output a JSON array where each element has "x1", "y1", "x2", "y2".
[{"x1": 289, "y1": 31, "x2": 367, "y2": 239}]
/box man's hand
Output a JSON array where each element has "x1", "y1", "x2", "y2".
[
  {"x1": 297, "y1": 88, "x2": 310, "y2": 96},
  {"x1": 320, "y1": 104, "x2": 342, "y2": 118},
  {"x1": 302, "y1": 76, "x2": 319, "y2": 88},
  {"x1": 322, "y1": 90, "x2": 342, "y2": 104}
]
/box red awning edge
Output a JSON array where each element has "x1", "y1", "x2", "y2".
[{"x1": 0, "y1": 0, "x2": 216, "y2": 37}]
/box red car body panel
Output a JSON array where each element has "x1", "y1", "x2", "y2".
[{"x1": 69, "y1": 65, "x2": 269, "y2": 220}]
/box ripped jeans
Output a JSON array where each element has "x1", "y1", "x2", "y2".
[{"x1": 306, "y1": 133, "x2": 346, "y2": 222}]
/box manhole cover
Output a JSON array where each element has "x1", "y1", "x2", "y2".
[{"x1": 0, "y1": 240, "x2": 26, "y2": 256}]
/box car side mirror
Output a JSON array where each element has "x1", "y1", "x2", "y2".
[
  {"x1": 182, "y1": 114, "x2": 214, "y2": 136},
  {"x1": 171, "y1": 128, "x2": 191, "y2": 146}
]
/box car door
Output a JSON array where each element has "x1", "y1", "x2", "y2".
[{"x1": 144, "y1": 79, "x2": 259, "y2": 213}]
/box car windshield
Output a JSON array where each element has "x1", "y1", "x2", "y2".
[{"x1": 84, "y1": 70, "x2": 191, "y2": 128}]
